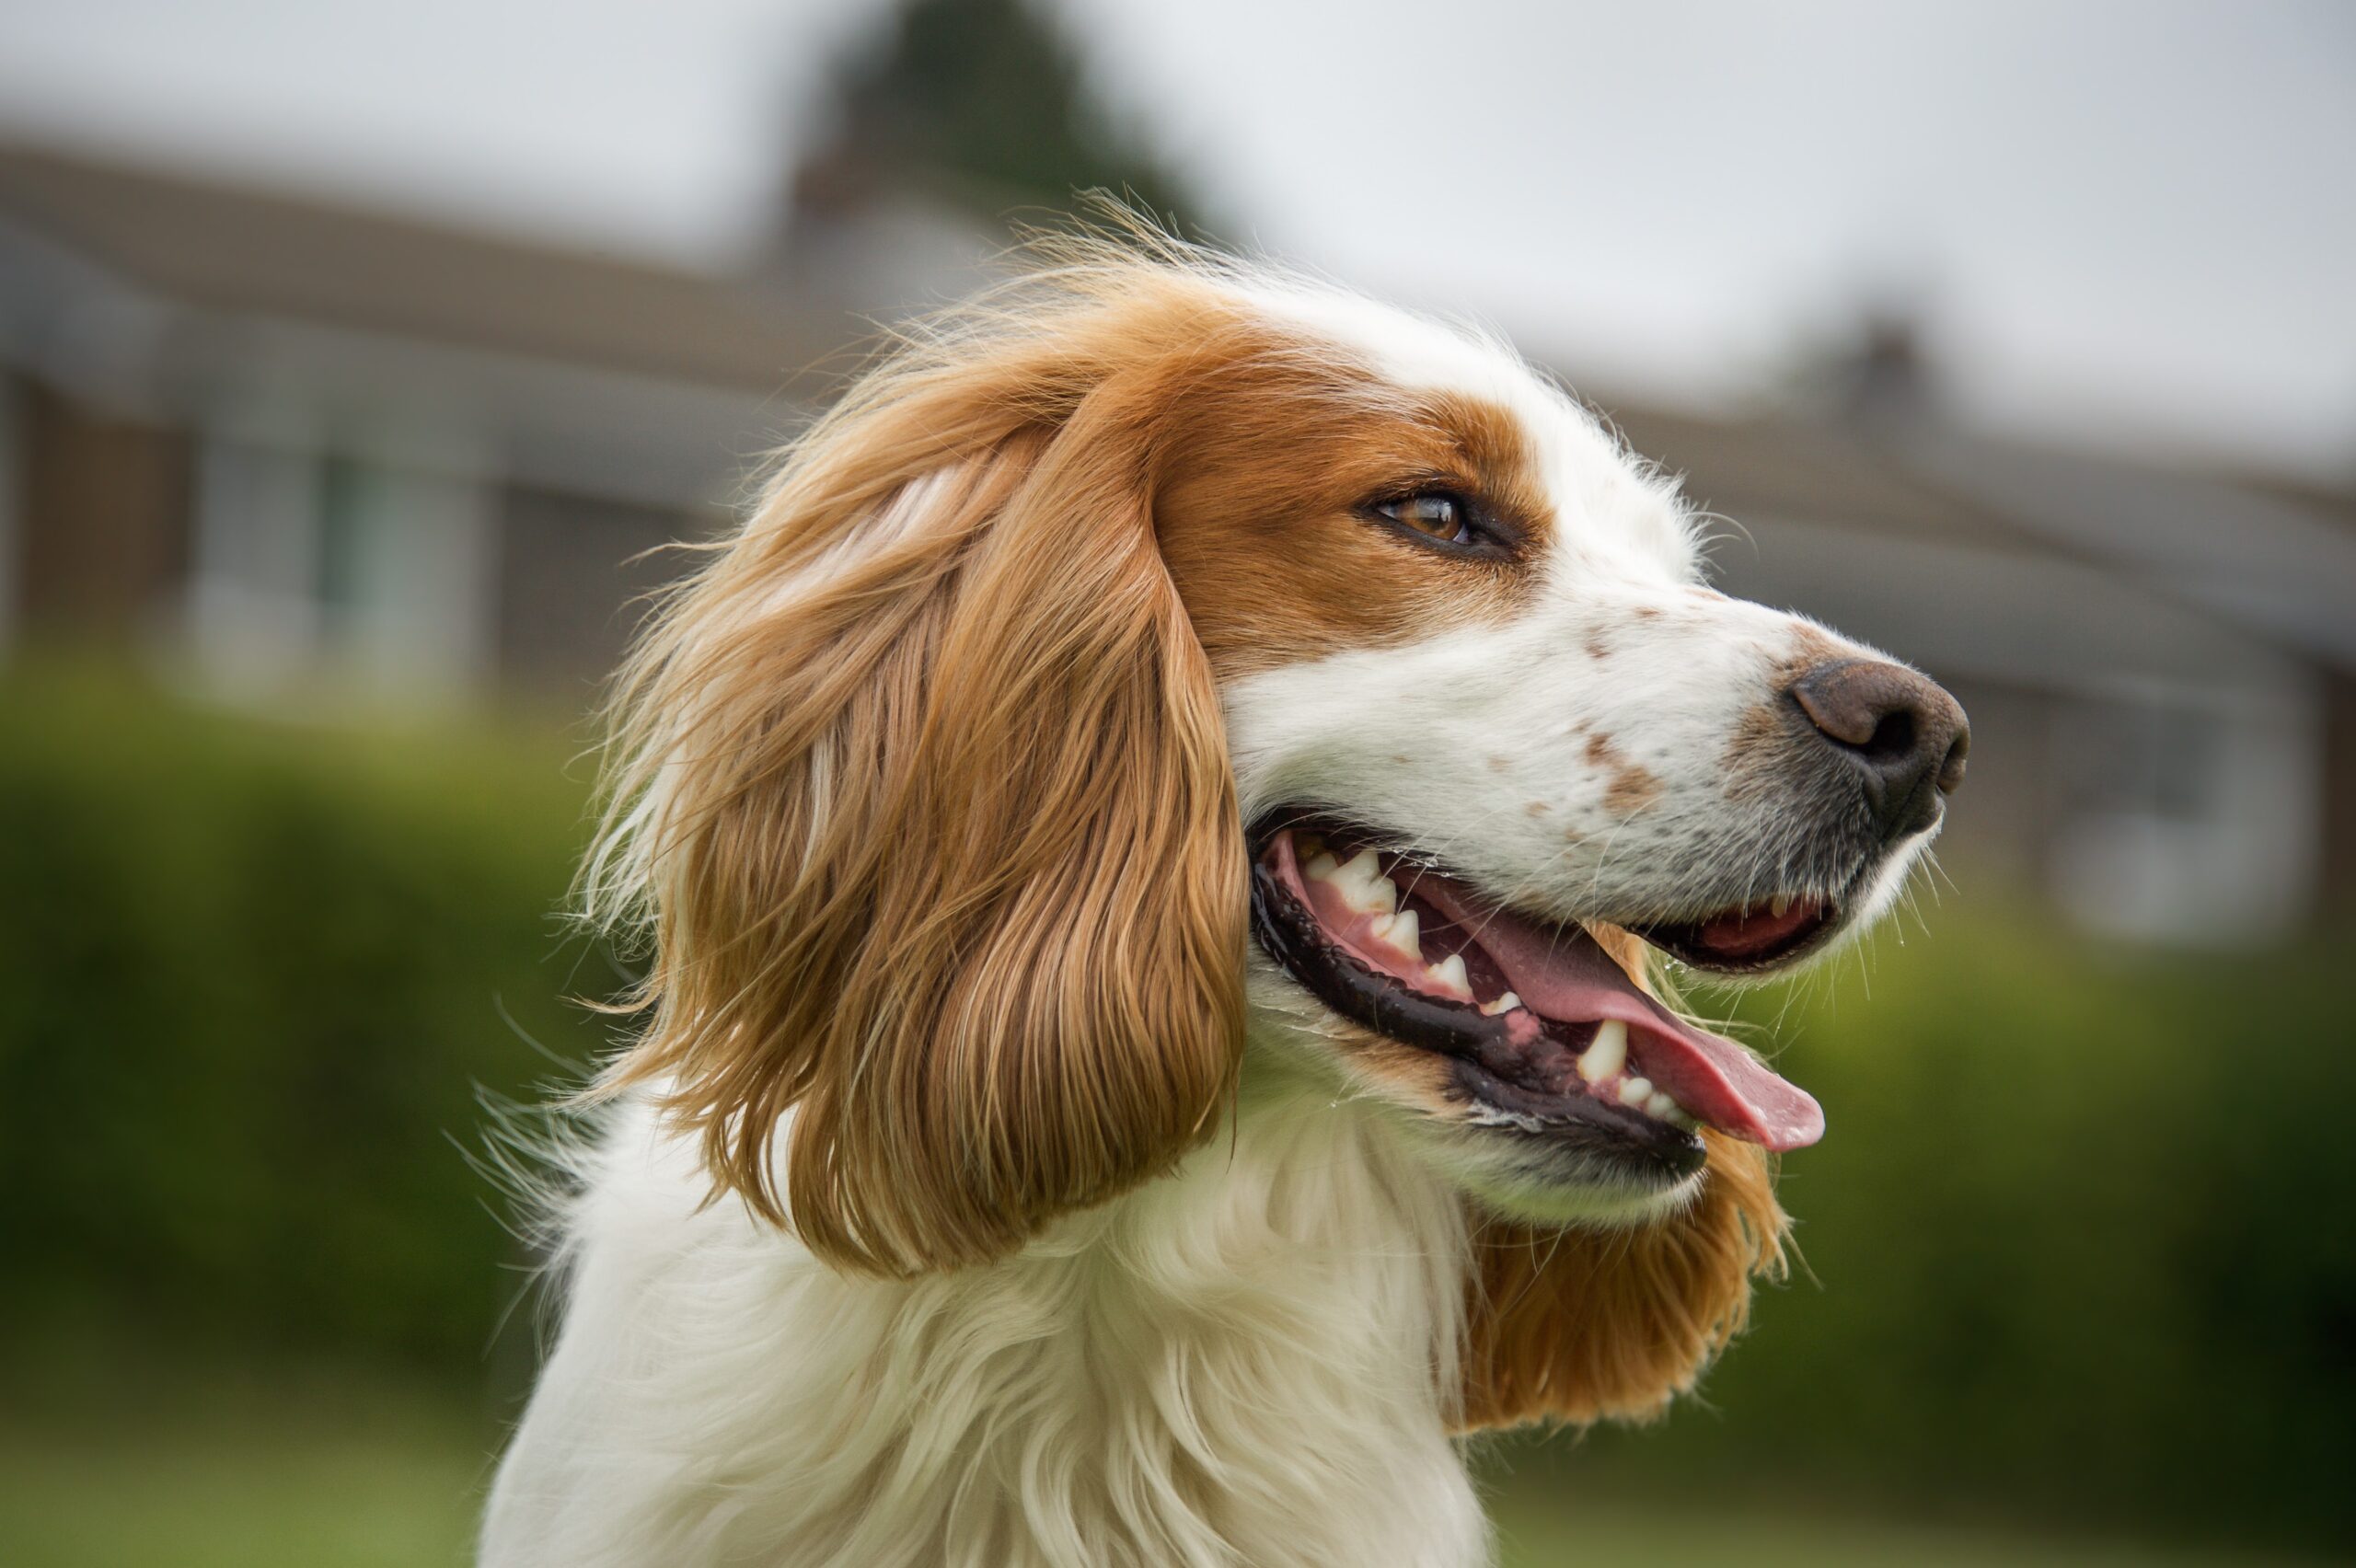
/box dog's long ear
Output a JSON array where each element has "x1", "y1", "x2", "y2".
[
  {"x1": 1455, "y1": 1136, "x2": 1786, "y2": 1431},
  {"x1": 590, "y1": 334, "x2": 1245, "y2": 1276}
]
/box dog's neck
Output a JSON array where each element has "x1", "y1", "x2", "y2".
[
  {"x1": 503, "y1": 1062, "x2": 1495, "y2": 1567},
  {"x1": 919, "y1": 1061, "x2": 1488, "y2": 1566}
]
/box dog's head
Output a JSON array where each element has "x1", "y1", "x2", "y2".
[{"x1": 593, "y1": 239, "x2": 1965, "y2": 1422}]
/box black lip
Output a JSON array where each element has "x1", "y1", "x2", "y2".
[{"x1": 1245, "y1": 813, "x2": 1705, "y2": 1182}]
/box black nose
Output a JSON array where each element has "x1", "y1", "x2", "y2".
[{"x1": 1788, "y1": 660, "x2": 1969, "y2": 843}]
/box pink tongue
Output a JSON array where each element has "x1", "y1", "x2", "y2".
[{"x1": 1415, "y1": 883, "x2": 1825, "y2": 1151}]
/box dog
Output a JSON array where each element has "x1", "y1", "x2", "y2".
[{"x1": 480, "y1": 234, "x2": 1968, "y2": 1568}]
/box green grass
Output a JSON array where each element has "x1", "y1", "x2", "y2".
[
  {"x1": 1, "y1": 1377, "x2": 492, "y2": 1568},
  {"x1": 1492, "y1": 1497, "x2": 2327, "y2": 1568},
  {"x1": 1, "y1": 1393, "x2": 2331, "y2": 1568}
]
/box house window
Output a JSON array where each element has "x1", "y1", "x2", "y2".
[
  {"x1": 315, "y1": 453, "x2": 374, "y2": 621},
  {"x1": 187, "y1": 429, "x2": 492, "y2": 701},
  {"x1": 2047, "y1": 686, "x2": 2321, "y2": 943},
  {"x1": 186, "y1": 434, "x2": 324, "y2": 693},
  {"x1": 0, "y1": 376, "x2": 21, "y2": 647}
]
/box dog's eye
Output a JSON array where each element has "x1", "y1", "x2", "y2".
[{"x1": 1375, "y1": 491, "x2": 1473, "y2": 545}]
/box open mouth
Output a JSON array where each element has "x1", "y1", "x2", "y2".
[
  {"x1": 1635, "y1": 893, "x2": 1839, "y2": 973},
  {"x1": 1248, "y1": 815, "x2": 1827, "y2": 1174}
]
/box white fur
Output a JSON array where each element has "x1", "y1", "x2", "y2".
[
  {"x1": 1224, "y1": 559, "x2": 1889, "y2": 927},
  {"x1": 481, "y1": 1058, "x2": 1486, "y2": 1568},
  {"x1": 1229, "y1": 278, "x2": 1923, "y2": 932},
  {"x1": 483, "y1": 276, "x2": 1937, "y2": 1567}
]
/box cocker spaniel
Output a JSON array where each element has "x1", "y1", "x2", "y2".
[{"x1": 482, "y1": 234, "x2": 1967, "y2": 1568}]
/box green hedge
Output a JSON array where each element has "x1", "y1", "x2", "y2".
[
  {"x1": 0, "y1": 668, "x2": 601, "y2": 1375},
  {"x1": 1, "y1": 668, "x2": 2348, "y2": 1546},
  {"x1": 1507, "y1": 913, "x2": 2356, "y2": 1551}
]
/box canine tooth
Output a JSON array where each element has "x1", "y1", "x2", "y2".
[
  {"x1": 1296, "y1": 833, "x2": 1326, "y2": 859},
  {"x1": 1371, "y1": 909, "x2": 1422, "y2": 960},
  {"x1": 1304, "y1": 850, "x2": 1341, "y2": 881},
  {"x1": 1618, "y1": 1076, "x2": 1654, "y2": 1107},
  {"x1": 1646, "y1": 1090, "x2": 1686, "y2": 1123},
  {"x1": 1425, "y1": 953, "x2": 1472, "y2": 999},
  {"x1": 1479, "y1": 990, "x2": 1522, "y2": 1017},
  {"x1": 1577, "y1": 1019, "x2": 1628, "y2": 1084}
]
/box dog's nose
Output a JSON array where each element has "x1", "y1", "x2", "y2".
[{"x1": 1788, "y1": 660, "x2": 1969, "y2": 842}]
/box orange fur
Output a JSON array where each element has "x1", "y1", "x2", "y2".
[
  {"x1": 592, "y1": 273, "x2": 1257, "y2": 1276},
  {"x1": 587, "y1": 238, "x2": 1795, "y2": 1446},
  {"x1": 1457, "y1": 1136, "x2": 1785, "y2": 1430},
  {"x1": 1455, "y1": 928, "x2": 1790, "y2": 1429}
]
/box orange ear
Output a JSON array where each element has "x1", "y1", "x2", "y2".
[
  {"x1": 592, "y1": 328, "x2": 1246, "y2": 1276},
  {"x1": 1456, "y1": 1135, "x2": 1787, "y2": 1431}
]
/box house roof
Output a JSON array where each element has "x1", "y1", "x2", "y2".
[
  {"x1": 0, "y1": 141, "x2": 841, "y2": 393},
  {"x1": 1608, "y1": 393, "x2": 2356, "y2": 679},
  {"x1": 1607, "y1": 402, "x2": 2050, "y2": 555},
  {"x1": 1, "y1": 136, "x2": 2346, "y2": 686}
]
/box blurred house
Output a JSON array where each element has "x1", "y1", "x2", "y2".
[
  {"x1": 0, "y1": 139, "x2": 839, "y2": 707},
  {"x1": 0, "y1": 98, "x2": 2350, "y2": 944},
  {"x1": 1611, "y1": 340, "x2": 2356, "y2": 943}
]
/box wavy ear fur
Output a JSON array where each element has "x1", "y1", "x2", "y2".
[
  {"x1": 590, "y1": 282, "x2": 1246, "y2": 1276},
  {"x1": 1458, "y1": 924, "x2": 1790, "y2": 1430}
]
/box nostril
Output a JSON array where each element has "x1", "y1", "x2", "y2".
[{"x1": 1860, "y1": 709, "x2": 1916, "y2": 766}]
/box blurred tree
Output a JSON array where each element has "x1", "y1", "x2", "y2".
[{"x1": 802, "y1": 0, "x2": 1197, "y2": 227}]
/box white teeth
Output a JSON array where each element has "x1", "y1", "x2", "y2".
[
  {"x1": 1304, "y1": 850, "x2": 1340, "y2": 881},
  {"x1": 1577, "y1": 1019, "x2": 1628, "y2": 1084},
  {"x1": 1369, "y1": 908, "x2": 1422, "y2": 961},
  {"x1": 1330, "y1": 850, "x2": 1397, "y2": 916},
  {"x1": 1769, "y1": 894, "x2": 1793, "y2": 918},
  {"x1": 1617, "y1": 1075, "x2": 1654, "y2": 1107},
  {"x1": 1425, "y1": 952, "x2": 1472, "y2": 999},
  {"x1": 1646, "y1": 1091, "x2": 1690, "y2": 1124},
  {"x1": 1479, "y1": 990, "x2": 1522, "y2": 1017}
]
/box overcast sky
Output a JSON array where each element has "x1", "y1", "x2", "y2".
[{"x1": 0, "y1": 0, "x2": 2350, "y2": 479}]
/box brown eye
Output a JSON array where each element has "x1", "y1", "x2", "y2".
[{"x1": 1376, "y1": 491, "x2": 1472, "y2": 544}]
